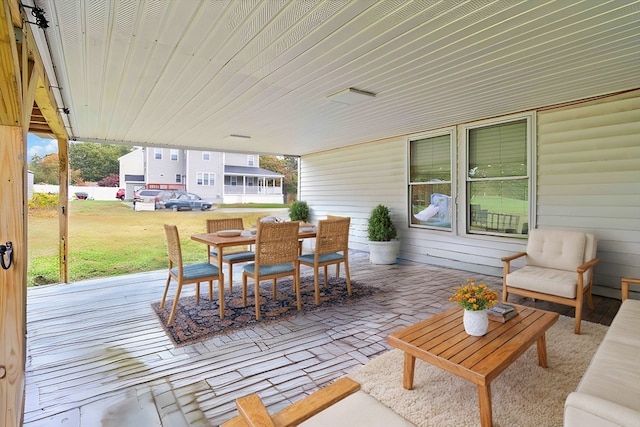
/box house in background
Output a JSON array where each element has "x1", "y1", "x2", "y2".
[{"x1": 118, "y1": 148, "x2": 284, "y2": 204}]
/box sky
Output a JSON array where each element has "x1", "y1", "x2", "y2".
[{"x1": 27, "y1": 134, "x2": 58, "y2": 161}]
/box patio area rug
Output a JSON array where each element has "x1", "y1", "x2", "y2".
[
  {"x1": 349, "y1": 315, "x2": 608, "y2": 427},
  {"x1": 152, "y1": 276, "x2": 375, "y2": 346}
]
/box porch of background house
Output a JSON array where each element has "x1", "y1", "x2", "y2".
[{"x1": 23, "y1": 251, "x2": 620, "y2": 427}]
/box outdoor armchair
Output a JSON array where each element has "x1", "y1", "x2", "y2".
[
  {"x1": 206, "y1": 218, "x2": 255, "y2": 292},
  {"x1": 161, "y1": 224, "x2": 224, "y2": 325},
  {"x1": 299, "y1": 216, "x2": 352, "y2": 306},
  {"x1": 241, "y1": 221, "x2": 301, "y2": 320},
  {"x1": 221, "y1": 377, "x2": 415, "y2": 427},
  {"x1": 502, "y1": 229, "x2": 599, "y2": 334}
]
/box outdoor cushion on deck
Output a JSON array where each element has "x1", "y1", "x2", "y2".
[{"x1": 170, "y1": 263, "x2": 219, "y2": 280}]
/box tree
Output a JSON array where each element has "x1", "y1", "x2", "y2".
[
  {"x1": 259, "y1": 155, "x2": 299, "y2": 202},
  {"x1": 69, "y1": 142, "x2": 131, "y2": 183},
  {"x1": 29, "y1": 153, "x2": 59, "y2": 184},
  {"x1": 97, "y1": 173, "x2": 119, "y2": 187}
]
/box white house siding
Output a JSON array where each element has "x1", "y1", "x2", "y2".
[
  {"x1": 537, "y1": 90, "x2": 640, "y2": 298},
  {"x1": 186, "y1": 151, "x2": 224, "y2": 203},
  {"x1": 300, "y1": 90, "x2": 640, "y2": 298}
]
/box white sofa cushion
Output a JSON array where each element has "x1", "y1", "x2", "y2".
[
  {"x1": 299, "y1": 390, "x2": 415, "y2": 427},
  {"x1": 565, "y1": 392, "x2": 640, "y2": 427},
  {"x1": 603, "y1": 299, "x2": 640, "y2": 347}
]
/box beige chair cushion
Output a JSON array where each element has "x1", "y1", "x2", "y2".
[
  {"x1": 299, "y1": 391, "x2": 415, "y2": 427},
  {"x1": 507, "y1": 266, "x2": 583, "y2": 298},
  {"x1": 525, "y1": 229, "x2": 587, "y2": 271}
]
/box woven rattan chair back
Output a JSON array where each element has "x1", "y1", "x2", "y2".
[
  {"x1": 315, "y1": 217, "x2": 350, "y2": 256},
  {"x1": 161, "y1": 224, "x2": 223, "y2": 325},
  {"x1": 206, "y1": 218, "x2": 254, "y2": 293},
  {"x1": 299, "y1": 217, "x2": 352, "y2": 305},
  {"x1": 255, "y1": 221, "x2": 300, "y2": 266},
  {"x1": 242, "y1": 221, "x2": 301, "y2": 320}
]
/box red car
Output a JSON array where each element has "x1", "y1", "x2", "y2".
[{"x1": 116, "y1": 188, "x2": 125, "y2": 200}]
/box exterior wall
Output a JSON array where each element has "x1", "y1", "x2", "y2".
[
  {"x1": 224, "y1": 152, "x2": 258, "y2": 166},
  {"x1": 536, "y1": 90, "x2": 640, "y2": 298},
  {"x1": 146, "y1": 148, "x2": 185, "y2": 185},
  {"x1": 118, "y1": 148, "x2": 144, "y2": 199},
  {"x1": 300, "y1": 90, "x2": 640, "y2": 298},
  {"x1": 186, "y1": 151, "x2": 224, "y2": 204}
]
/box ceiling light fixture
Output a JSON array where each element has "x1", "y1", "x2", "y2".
[
  {"x1": 327, "y1": 87, "x2": 376, "y2": 105},
  {"x1": 224, "y1": 134, "x2": 251, "y2": 142}
]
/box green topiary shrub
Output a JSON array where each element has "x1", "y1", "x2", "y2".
[
  {"x1": 289, "y1": 200, "x2": 310, "y2": 222},
  {"x1": 367, "y1": 204, "x2": 397, "y2": 241}
]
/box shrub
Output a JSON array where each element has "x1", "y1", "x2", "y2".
[
  {"x1": 28, "y1": 193, "x2": 58, "y2": 211},
  {"x1": 289, "y1": 200, "x2": 309, "y2": 222},
  {"x1": 367, "y1": 204, "x2": 397, "y2": 241}
]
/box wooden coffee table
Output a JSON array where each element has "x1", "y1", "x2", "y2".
[{"x1": 387, "y1": 305, "x2": 559, "y2": 427}]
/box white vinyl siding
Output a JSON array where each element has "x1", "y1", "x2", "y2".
[
  {"x1": 537, "y1": 90, "x2": 640, "y2": 298},
  {"x1": 300, "y1": 90, "x2": 640, "y2": 298}
]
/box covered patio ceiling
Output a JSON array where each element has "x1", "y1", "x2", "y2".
[{"x1": 28, "y1": 0, "x2": 640, "y2": 156}]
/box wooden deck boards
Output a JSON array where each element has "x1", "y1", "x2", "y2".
[{"x1": 23, "y1": 252, "x2": 620, "y2": 427}]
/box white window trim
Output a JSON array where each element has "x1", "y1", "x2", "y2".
[
  {"x1": 460, "y1": 111, "x2": 536, "y2": 238},
  {"x1": 407, "y1": 126, "x2": 457, "y2": 232},
  {"x1": 154, "y1": 148, "x2": 162, "y2": 160},
  {"x1": 170, "y1": 149, "x2": 179, "y2": 161},
  {"x1": 203, "y1": 152, "x2": 210, "y2": 161}
]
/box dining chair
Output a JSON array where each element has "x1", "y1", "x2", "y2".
[
  {"x1": 299, "y1": 216, "x2": 352, "y2": 306},
  {"x1": 206, "y1": 218, "x2": 255, "y2": 293},
  {"x1": 241, "y1": 221, "x2": 301, "y2": 320},
  {"x1": 161, "y1": 224, "x2": 224, "y2": 326}
]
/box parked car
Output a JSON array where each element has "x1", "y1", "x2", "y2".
[
  {"x1": 74, "y1": 191, "x2": 89, "y2": 200},
  {"x1": 116, "y1": 188, "x2": 125, "y2": 200},
  {"x1": 133, "y1": 189, "x2": 166, "y2": 209},
  {"x1": 163, "y1": 193, "x2": 212, "y2": 211}
]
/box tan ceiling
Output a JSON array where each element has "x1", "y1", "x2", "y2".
[{"x1": 31, "y1": 0, "x2": 640, "y2": 156}]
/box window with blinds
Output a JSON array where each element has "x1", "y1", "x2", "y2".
[
  {"x1": 467, "y1": 118, "x2": 529, "y2": 236},
  {"x1": 409, "y1": 130, "x2": 453, "y2": 230}
]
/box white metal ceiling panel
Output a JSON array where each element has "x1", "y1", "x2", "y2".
[{"x1": 32, "y1": 0, "x2": 640, "y2": 155}]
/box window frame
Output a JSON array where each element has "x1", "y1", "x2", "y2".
[
  {"x1": 407, "y1": 127, "x2": 456, "y2": 232},
  {"x1": 203, "y1": 152, "x2": 210, "y2": 161},
  {"x1": 154, "y1": 148, "x2": 162, "y2": 160},
  {"x1": 247, "y1": 155, "x2": 255, "y2": 167},
  {"x1": 461, "y1": 112, "x2": 536, "y2": 238},
  {"x1": 196, "y1": 172, "x2": 215, "y2": 186},
  {"x1": 170, "y1": 149, "x2": 179, "y2": 161}
]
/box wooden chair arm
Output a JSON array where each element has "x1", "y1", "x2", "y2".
[
  {"x1": 621, "y1": 277, "x2": 640, "y2": 301},
  {"x1": 501, "y1": 252, "x2": 527, "y2": 264},
  {"x1": 236, "y1": 394, "x2": 276, "y2": 427},
  {"x1": 221, "y1": 377, "x2": 361, "y2": 427},
  {"x1": 576, "y1": 257, "x2": 599, "y2": 274}
]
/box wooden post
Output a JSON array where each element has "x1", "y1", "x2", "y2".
[
  {"x1": 58, "y1": 138, "x2": 68, "y2": 283},
  {"x1": 0, "y1": 124, "x2": 27, "y2": 427}
]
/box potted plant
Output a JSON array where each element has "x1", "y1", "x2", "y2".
[
  {"x1": 449, "y1": 278, "x2": 499, "y2": 336},
  {"x1": 367, "y1": 204, "x2": 400, "y2": 264},
  {"x1": 289, "y1": 200, "x2": 310, "y2": 223}
]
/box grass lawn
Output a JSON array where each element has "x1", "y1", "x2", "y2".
[{"x1": 28, "y1": 201, "x2": 284, "y2": 286}]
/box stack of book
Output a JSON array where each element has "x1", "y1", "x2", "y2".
[{"x1": 487, "y1": 303, "x2": 518, "y2": 323}]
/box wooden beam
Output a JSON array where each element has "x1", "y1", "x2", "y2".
[{"x1": 0, "y1": 0, "x2": 21, "y2": 126}]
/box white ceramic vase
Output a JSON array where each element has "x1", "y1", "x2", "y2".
[{"x1": 463, "y1": 309, "x2": 489, "y2": 336}]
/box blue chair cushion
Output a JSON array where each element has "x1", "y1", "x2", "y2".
[
  {"x1": 171, "y1": 263, "x2": 219, "y2": 280},
  {"x1": 222, "y1": 251, "x2": 255, "y2": 262},
  {"x1": 243, "y1": 263, "x2": 295, "y2": 276},
  {"x1": 210, "y1": 250, "x2": 255, "y2": 262},
  {"x1": 299, "y1": 253, "x2": 344, "y2": 264}
]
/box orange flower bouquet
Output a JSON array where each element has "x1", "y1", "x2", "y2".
[{"x1": 449, "y1": 278, "x2": 499, "y2": 311}]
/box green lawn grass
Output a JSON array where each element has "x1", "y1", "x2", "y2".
[{"x1": 28, "y1": 201, "x2": 282, "y2": 286}]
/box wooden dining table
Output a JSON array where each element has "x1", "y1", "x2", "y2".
[{"x1": 191, "y1": 228, "x2": 317, "y2": 317}]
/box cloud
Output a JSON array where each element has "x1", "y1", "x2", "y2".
[{"x1": 27, "y1": 135, "x2": 58, "y2": 160}]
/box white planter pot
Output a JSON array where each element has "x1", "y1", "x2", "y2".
[
  {"x1": 463, "y1": 309, "x2": 489, "y2": 336},
  {"x1": 368, "y1": 240, "x2": 400, "y2": 265}
]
